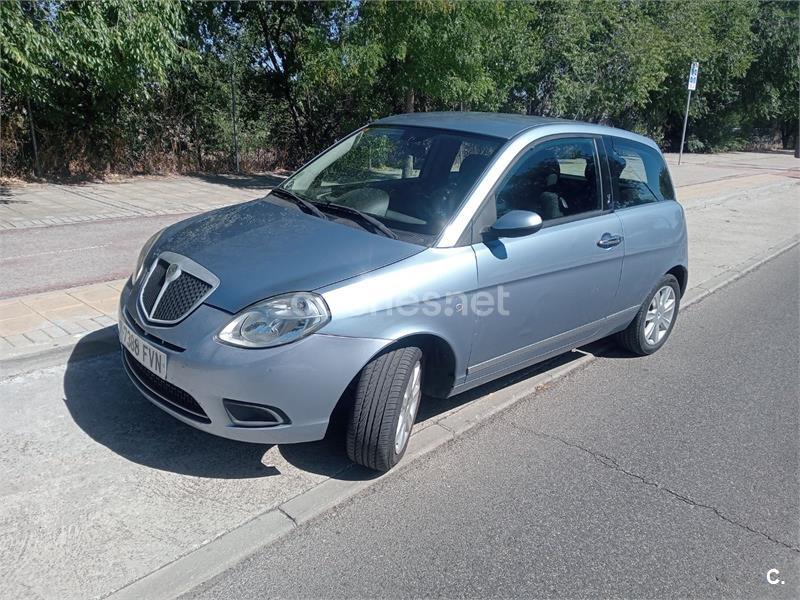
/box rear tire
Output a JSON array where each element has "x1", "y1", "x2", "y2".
[
  {"x1": 346, "y1": 346, "x2": 423, "y2": 472},
  {"x1": 615, "y1": 274, "x2": 680, "y2": 356}
]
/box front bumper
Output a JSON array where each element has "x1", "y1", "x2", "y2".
[{"x1": 119, "y1": 281, "x2": 388, "y2": 444}]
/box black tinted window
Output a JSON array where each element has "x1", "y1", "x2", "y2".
[
  {"x1": 495, "y1": 138, "x2": 601, "y2": 222},
  {"x1": 608, "y1": 138, "x2": 675, "y2": 208}
]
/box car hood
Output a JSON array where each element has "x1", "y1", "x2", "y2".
[{"x1": 152, "y1": 197, "x2": 424, "y2": 314}]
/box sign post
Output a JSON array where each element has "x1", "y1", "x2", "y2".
[{"x1": 678, "y1": 61, "x2": 699, "y2": 166}]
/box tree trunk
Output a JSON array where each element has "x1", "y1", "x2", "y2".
[
  {"x1": 27, "y1": 99, "x2": 41, "y2": 177},
  {"x1": 402, "y1": 88, "x2": 415, "y2": 177},
  {"x1": 404, "y1": 88, "x2": 415, "y2": 113}
]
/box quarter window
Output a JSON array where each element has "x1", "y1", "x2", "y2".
[
  {"x1": 494, "y1": 138, "x2": 602, "y2": 222},
  {"x1": 608, "y1": 138, "x2": 675, "y2": 208}
]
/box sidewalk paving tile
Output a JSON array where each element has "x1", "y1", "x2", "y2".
[
  {"x1": 0, "y1": 314, "x2": 51, "y2": 337},
  {"x1": 21, "y1": 291, "x2": 83, "y2": 312},
  {"x1": 39, "y1": 304, "x2": 102, "y2": 321},
  {"x1": 74, "y1": 317, "x2": 103, "y2": 332},
  {"x1": 68, "y1": 283, "x2": 120, "y2": 299},
  {"x1": 107, "y1": 280, "x2": 127, "y2": 292},
  {"x1": 52, "y1": 320, "x2": 86, "y2": 335},
  {"x1": 93, "y1": 315, "x2": 117, "y2": 328},
  {"x1": 4, "y1": 333, "x2": 35, "y2": 348},
  {"x1": 42, "y1": 325, "x2": 70, "y2": 339},
  {"x1": 0, "y1": 300, "x2": 37, "y2": 320},
  {"x1": 24, "y1": 329, "x2": 52, "y2": 344}
]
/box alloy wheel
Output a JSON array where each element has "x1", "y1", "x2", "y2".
[
  {"x1": 644, "y1": 285, "x2": 676, "y2": 346},
  {"x1": 394, "y1": 360, "x2": 422, "y2": 453}
]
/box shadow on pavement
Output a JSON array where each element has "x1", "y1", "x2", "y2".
[
  {"x1": 63, "y1": 329, "x2": 278, "y2": 479},
  {"x1": 580, "y1": 339, "x2": 640, "y2": 360},
  {"x1": 281, "y1": 348, "x2": 591, "y2": 479},
  {"x1": 0, "y1": 184, "x2": 28, "y2": 204},
  {"x1": 187, "y1": 173, "x2": 286, "y2": 190},
  {"x1": 63, "y1": 328, "x2": 604, "y2": 482}
]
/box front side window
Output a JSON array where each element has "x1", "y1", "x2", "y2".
[
  {"x1": 608, "y1": 138, "x2": 675, "y2": 208},
  {"x1": 494, "y1": 137, "x2": 601, "y2": 222},
  {"x1": 282, "y1": 126, "x2": 503, "y2": 243}
]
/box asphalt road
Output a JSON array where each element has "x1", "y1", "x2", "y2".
[
  {"x1": 0, "y1": 214, "x2": 190, "y2": 298},
  {"x1": 187, "y1": 247, "x2": 800, "y2": 599}
]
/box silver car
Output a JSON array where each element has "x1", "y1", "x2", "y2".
[{"x1": 119, "y1": 112, "x2": 688, "y2": 472}]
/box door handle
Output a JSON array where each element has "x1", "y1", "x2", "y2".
[{"x1": 597, "y1": 233, "x2": 623, "y2": 248}]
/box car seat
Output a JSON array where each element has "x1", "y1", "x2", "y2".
[{"x1": 532, "y1": 152, "x2": 563, "y2": 220}]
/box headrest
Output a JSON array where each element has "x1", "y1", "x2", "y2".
[
  {"x1": 609, "y1": 153, "x2": 626, "y2": 178},
  {"x1": 534, "y1": 150, "x2": 560, "y2": 187},
  {"x1": 585, "y1": 160, "x2": 596, "y2": 181}
]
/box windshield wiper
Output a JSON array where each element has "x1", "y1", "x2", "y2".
[
  {"x1": 269, "y1": 187, "x2": 327, "y2": 220},
  {"x1": 317, "y1": 202, "x2": 398, "y2": 239}
]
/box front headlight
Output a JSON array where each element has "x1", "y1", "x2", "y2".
[
  {"x1": 217, "y1": 292, "x2": 330, "y2": 348},
  {"x1": 132, "y1": 229, "x2": 164, "y2": 283}
]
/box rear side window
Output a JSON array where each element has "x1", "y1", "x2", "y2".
[{"x1": 607, "y1": 138, "x2": 675, "y2": 208}]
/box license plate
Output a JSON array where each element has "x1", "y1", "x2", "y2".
[{"x1": 119, "y1": 320, "x2": 168, "y2": 379}]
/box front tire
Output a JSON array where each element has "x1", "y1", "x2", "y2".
[
  {"x1": 616, "y1": 274, "x2": 680, "y2": 356},
  {"x1": 346, "y1": 346, "x2": 423, "y2": 472}
]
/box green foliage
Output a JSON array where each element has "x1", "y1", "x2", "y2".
[
  {"x1": 1, "y1": 0, "x2": 185, "y2": 174},
  {"x1": 357, "y1": 0, "x2": 534, "y2": 111},
  {"x1": 1, "y1": 0, "x2": 797, "y2": 178}
]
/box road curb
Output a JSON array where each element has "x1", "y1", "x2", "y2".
[
  {"x1": 0, "y1": 326, "x2": 119, "y2": 380},
  {"x1": 104, "y1": 234, "x2": 798, "y2": 600}
]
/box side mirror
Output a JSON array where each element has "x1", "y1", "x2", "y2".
[{"x1": 488, "y1": 210, "x2": 543, "y2": 238}]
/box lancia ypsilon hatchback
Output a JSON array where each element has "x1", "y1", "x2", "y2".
[{"x1": 119, "y1": 112, "x2": 688, "y2": 472}]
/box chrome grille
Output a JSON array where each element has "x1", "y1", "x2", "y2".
[
  {"x1": 141, "y1": 260, "x2": 168, "y2": 313},
  {"x1": 138, "y1": 252, "x2": 219, "y2": 325},
  {"x1": 152, "y1": 272, "x2": 212, "y2": 321}
]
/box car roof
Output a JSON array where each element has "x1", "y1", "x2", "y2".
[{"x1": 373, "y1": 111, "x2": 659, "y2": 149}]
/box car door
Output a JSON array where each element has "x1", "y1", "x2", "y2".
[
  {"x1": 466, "y1": 135, "x2": 624, "y2": 384},
  {"x1": 603, "y1": 135, "x2": 688, "y2": 315}
]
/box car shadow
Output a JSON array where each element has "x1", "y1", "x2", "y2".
[
  {"x1": 63, "y1": 329, "x2": 279, "y2": 479},
  {"x1": 63, "y1": 329, "x2": 610, "y2": 482},
  {"x1": 280, "y1": 347, "x2": 592, "y2": 479},
  {"x1": 579, "y1": 339, "x2": 636, "y2": 359}
]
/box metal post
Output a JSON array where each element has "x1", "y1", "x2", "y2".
[
  {"x1": 230, "y1": 68, "x2": 240, "y2": 174},
  {"x1": 796, "y1": 50, "x2": 799, "y2": 158},
  {"x1": 796, "y1": 8, "x2": 800, "y2": 159},
  {"x1": 678, "y1": 89, "x2": 692, "y2": 166}
]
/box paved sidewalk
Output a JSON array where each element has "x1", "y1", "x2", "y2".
[
  {"x1": 0, "y1": 173, "x2": 281, "y2": 230},
  {"x1": 0, "y1": 153, "x2": 797, "y2": 365},
  {"x1": 0, "y1": 280, "x2": 125, "y2": 356}
]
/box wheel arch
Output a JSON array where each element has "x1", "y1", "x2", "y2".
[
  {"x1": 666, "y1": 265, "x2": 688, "y2": 297},
  {"x1": 383, "y1": 333, "x2": 457, "y2": 399},
  {"x1": 325, "y1": 332, "x2": 457, "y2": 437}
]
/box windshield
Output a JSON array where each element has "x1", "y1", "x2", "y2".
[{"x1": 281, "y1": 126, "x2": 503, "y2": 244}]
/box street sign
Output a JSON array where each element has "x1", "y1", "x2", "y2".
[
  {"x1": 679, "y1": 61, "x2": 700, "y2": 165},
  {"x1": 688, "y1": 61, "x2": 699, "y2": 91}
]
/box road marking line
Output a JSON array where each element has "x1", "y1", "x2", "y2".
[{"x1": 0, "y1": 244, "x2": 112, "y2": 261}]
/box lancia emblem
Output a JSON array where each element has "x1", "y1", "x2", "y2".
[{"x1": 165, "y1": 263, "x2": 181, "y2": 280}]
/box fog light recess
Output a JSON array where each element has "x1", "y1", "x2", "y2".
[{"x1": 223, "y1": 399, "x2": 290, "y2": 427}]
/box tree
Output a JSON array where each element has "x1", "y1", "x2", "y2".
[
  {"x1": 740, "y1": 0, "x2": 800, "y2": 149},
  {"x1": 1, "y1": 0, "x2": 185, "y2": 174},
  {"x1": 358, "y1": 0, "x2": 534, "y2": 113}
]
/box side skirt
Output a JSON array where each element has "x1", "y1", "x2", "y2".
[{"x1": 450, "y1": 306, "x2": 638, "y2": 397}]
